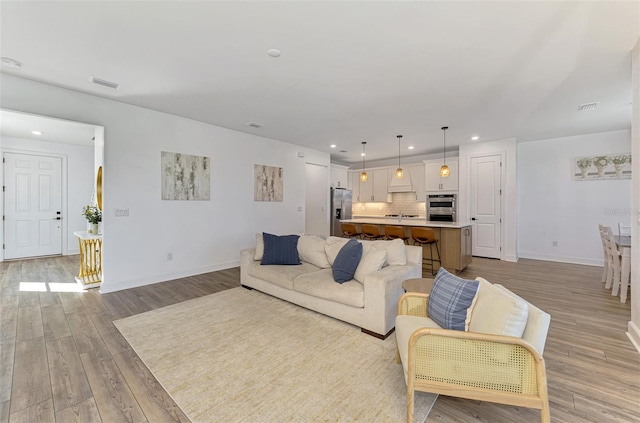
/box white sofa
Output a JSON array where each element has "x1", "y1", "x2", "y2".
[{"x1": 240, "y1": 235, "x2": 422, "y2": 338}]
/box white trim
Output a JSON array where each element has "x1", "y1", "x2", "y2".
[
  {"x1": 1, "y1": 148, "x2": 69, "y2": 260},
  {"x1": 627, "y1": 321, "x2": 640, "y2": 354},
  {"x1": 98, "y1": 259, "x2": 240, "y2": 293}
]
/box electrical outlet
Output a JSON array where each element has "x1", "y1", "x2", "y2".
[
  {"x1": 297, "y1": 206, "x2": 303, "y2": 212},
  {"x1": 552, "y1": 241, "x2": 558, "y2": 247},
  {"x1": 166, "y1": 252, "x2": 173, "y2": 261}
]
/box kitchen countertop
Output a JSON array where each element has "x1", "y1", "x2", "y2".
[{"x1": 341, "y1": 218, "x2": 471, "y2": 229}]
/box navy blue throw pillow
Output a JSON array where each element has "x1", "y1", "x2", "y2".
[
  {"x1": 261, "y1": 233, "x2": 301, "y2": 265},
  {"x1": 332, "y1": 238, "x2": 363, "y2": 283}
]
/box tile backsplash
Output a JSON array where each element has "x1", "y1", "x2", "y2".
[{"x1": 353, "y1": 192, "x2": 426, "y2": 217}]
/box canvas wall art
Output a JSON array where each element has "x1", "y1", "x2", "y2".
[
  {"x1": 161, "y1": 151, "x2": 210, "y2": 200},
  {"x1": 254, "y1": 164, "x2": 283, "y2": 202},
  {"x1": 572, "y1": 153, "x2": 632, "y2": 180}
]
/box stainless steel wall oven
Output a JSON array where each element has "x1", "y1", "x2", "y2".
[{"x1": 427, "y1": 194, "x2": 456, "y2": 222}]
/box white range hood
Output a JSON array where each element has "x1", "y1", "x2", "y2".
[{"x1": 387, "y1": 171, "x2": 414, "y2": 193}]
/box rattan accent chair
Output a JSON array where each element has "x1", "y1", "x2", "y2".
[
  {"x1": 340, "y1": 223, "x2": 362, "y2": 239},
  {"x1": 396, "y1": 291, "x2": 550, "y2": 423},
  {"x1": 362, "y1": 224, "x2": 384, "y2": 240}
]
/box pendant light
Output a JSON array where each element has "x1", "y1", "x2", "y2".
[
  {"x1": 359, "y1": 142, "x2": 368, "y2": 182},
  {"x1": 440, "y1": 126, "x2": 450, "y2": 177},
  {"x1": 395, "y1": 135, "x2": 404, "y2": 179}
]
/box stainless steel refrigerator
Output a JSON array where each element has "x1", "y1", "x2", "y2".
[{"x1": 330, "y1": 188, "x2": 353, "y2": 236}]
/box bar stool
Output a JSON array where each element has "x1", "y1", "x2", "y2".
[
  {"x1": 411, "y1": 227, "x2": 441, "y2": 276},
  {"x1": 340, "y1": 223, "x2": 362, "y2": 239},
  {"x1": 384, "y1": 225, "x2": 409, "y2": 244},
  {"x1": 362, "y1": 224, "x2": 384, "y2": 240}
]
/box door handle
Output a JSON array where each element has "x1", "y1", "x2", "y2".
[
  {"x1": 471, "y1": 217, "x2": 477, "y2": 221},
  {"x1": 53, "y1": 217, "x2": 62, "y2": 220}
]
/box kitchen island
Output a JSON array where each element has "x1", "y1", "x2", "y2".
[{"x1": 340, "y1": 218, "x2": 472, "y2": 275}]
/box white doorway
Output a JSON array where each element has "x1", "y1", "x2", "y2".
[
  {"x1": 4, "y1": 152, "x2": 63, "y2": 259},
  {"x1": 305, "y1": 163, "x2": 329, "y2": 236},
  {"x1": 469, "y1": 154, "x2": 502, "y2": 258}
]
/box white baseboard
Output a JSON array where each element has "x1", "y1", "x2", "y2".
[
  {"x1": 627, "y1": 321, "x2": 640, "y2": 354},
  {"x1": 99, "y1": 259, "x2": 240, "y2": 294},
  {"x1": 65, "y1": 249, "x2": 80, "y2": 256},
  {"x1": 517, "y1": 251, "x2": 602, "y2": 267}
]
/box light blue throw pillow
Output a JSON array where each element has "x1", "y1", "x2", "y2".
[
  {"x1": 427, "y1": 268, "x2": 479, "y2": 331},
  {"x1": 332, "y1": 238, "x2": 363, "y2": 283}
]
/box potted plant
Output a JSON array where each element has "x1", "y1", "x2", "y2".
[
  {"x1": 592, "y1": 156, "x2": 610, "y2": 177},
  {"x1": 576, "y1": 157, "x2": 592, "y2": 178},
  {"x1": 83, "y1": 205, "x2": 102, "y2": 234},
  {"x1": 611, "y1": 155, "x2": 628, "y2": 177}
]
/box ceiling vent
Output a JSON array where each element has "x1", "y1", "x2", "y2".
[
  {"x1": 577, "y1": 102, "x2": 599, "y2": 111},
  {"x1": 1, "y1": 57, "x2": 21, "y2": 70},
  {"x1": 245, "y1": 121, "x2": 264, "y2": 128},
  {"x1": 90, "y1": 76, "x2": 120, "y2": 89}
]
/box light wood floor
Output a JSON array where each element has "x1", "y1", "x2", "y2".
[{"x1": 1, "y1": 255, "x2": 638, "y2": 422}]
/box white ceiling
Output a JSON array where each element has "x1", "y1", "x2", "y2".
[
  {"x1": 0, "y1": 109, "x2": 96, "y2": 146},
  {"x1": 1, "y1": 1, "x2": 638, "y2": 165}
]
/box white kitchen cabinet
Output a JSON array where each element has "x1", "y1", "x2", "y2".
[
  {"x1": 372, "y1": 168, "x2": 389, "y2": 202},
  {"x1": 424, "y1": 158, "x2": 458, "y2": 192},
  {"x1": 349, "y1": 169, "x2": 389, "y2": 202},
  {"x1": 330, "y1": 164, "x2": 349, "y2": 188},
  {"x1": 348, "y1": 171, "x2": 360, "y2": 202},
  {"x1": 407, "y1": 164, "x2": 426, "y2": 201}
]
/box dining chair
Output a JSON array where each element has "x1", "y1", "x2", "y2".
[
  {"x1": 618, "y1": 222, "x2": 632, "y2": 237},
  {"x1": 601, "y1": 226, "x2": 624, "y2": 297},
  {"x1": 598, "y1": 224, "x2": 609, "y2": 284}
]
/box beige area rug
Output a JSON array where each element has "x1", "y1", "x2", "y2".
[{"x1": 114, "y1": 287, "x2": 437, "y2": 422}]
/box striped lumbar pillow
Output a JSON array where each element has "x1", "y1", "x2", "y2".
[{"x1": 427, "y1": 267, "x2": 479, "y2": 331}]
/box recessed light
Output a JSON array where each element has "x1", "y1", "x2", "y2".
[
  {"x1": 471, "y1": 136, "x2": 479, "y2": 141},
  {"x1": 361, "y1": 153, "x2": 366, "y2": 156},
  {"x1": 32, "y1": 130, "x2": 43, "y2": 135},
  {"x1": 330, "y1": 144, "x2": 337, "y2": 148},
  {"x1": 267, "y1": 48, "x2": 281, "y2": 58},
  {"x1": 1, "y1": 57, "x2": 21, "y2": 70},
  {"x1": 408, "y1": 145, "x2": 415, "y2": 150}
]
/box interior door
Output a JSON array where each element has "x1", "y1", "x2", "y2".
[
  {"x1": 469, "y1": 154, "x2": 501, "y2": 258},
  {"x1": 4, "y1": 152, "x2": 63, "y2": 259},
  {"x1": 305, "y1": 163, "x2": 329, "y2": 237}
]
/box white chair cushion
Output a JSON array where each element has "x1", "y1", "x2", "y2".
[
  {"x1": 297, "y1": 234, "x2": 331, "y2": 268},
  {"x1": 469, "y1": 277, "x2": 529, "y2": 338}
]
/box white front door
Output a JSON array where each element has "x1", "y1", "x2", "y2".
[
  {"x1": 469, "y1": 154, "x2": 502, "y2": 258},
  {"x1": 4, "y1": 152, "x2": 63, "y2": 259}
]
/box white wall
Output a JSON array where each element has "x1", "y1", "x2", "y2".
[
  {"x1": 629, "y1": 37, "x2": 640, "y2": 353},
  {"x1": 459, "y1": 138, "x2": 518, "y2": 262},
  {"x1": 0, "y1": 135, "x2": 94, "y2": 255},
  {"x1": 0, "y1": 74, "x2": 329, "y2": 292},
  {"x1": 518, "y1": 130, "x2": 631, "y2": 265}
]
